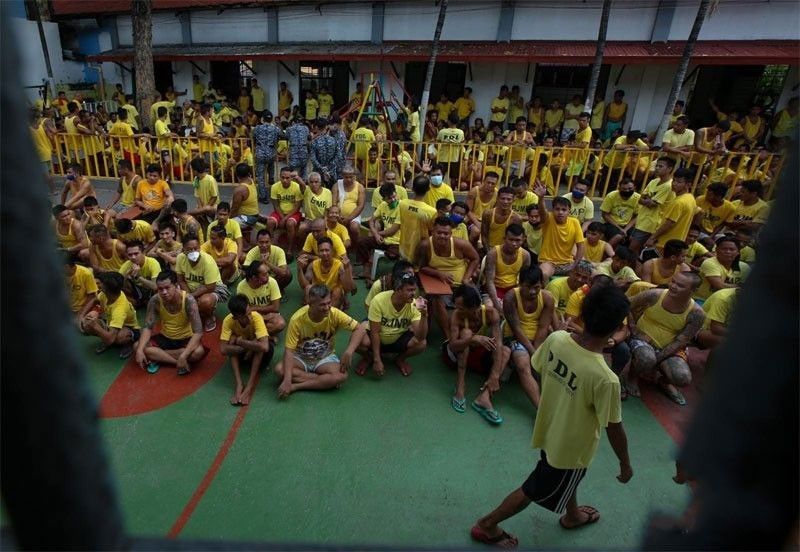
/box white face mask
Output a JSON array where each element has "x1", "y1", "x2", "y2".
[{"x1": 187, "y1": 251, "x2": 200, "y2": 262}]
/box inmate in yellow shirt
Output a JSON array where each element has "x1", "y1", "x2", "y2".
[
  {"x1": 271, "y1": 181, "x2": 303, "y2": 215},
  {"x1": 221, "y1": 311, "x2": 268, "y2": 342},
  {"x1": 539, "y1": 213, "x2": 585, "y2": 265},
  {"x1": 368, "y1": 290, "x2": 422, "y2": 344},
  {"x1": 285, "y1": 306, "x2": 358, "y2": 363},
  {"x1": 175, "y1": 251, "x2": 222, "y2": 291}
]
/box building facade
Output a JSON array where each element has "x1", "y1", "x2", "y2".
[{"x1": 10, "y1": 0, "x2": 800, "y2": 134}]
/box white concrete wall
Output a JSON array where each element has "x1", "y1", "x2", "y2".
[
  {"x1": 278, "y1": 3, "x2": 371, "y2": 42},
  {"x1": 117, "y1": 12, "x2": 183, "y2": 46},
  {"x1": 385, "y1": 0, "x2": 500, "y2": 41},
  {"x1": 669, "y1": 1, "x2": 800, "y2": 41},
  {"x1": 190, "y1": 9, "x2": 268, "y2": 44},
  {"x1": 511, "y1": 4, "x2": 659, "y2": 41}
]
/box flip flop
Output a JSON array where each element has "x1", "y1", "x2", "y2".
[
  {"x1": 177, "y1": 366, "x2": 191, "y2": 376},
  {"x1": 451, "y1": 396, "x2": 466, "y2": 413},
  {"x1": 471, "y1": 402, "x2": 503, "y2": 425},
  {"x1": 559, "y1": 505, "x2": 600, "y2": 529},
  {"x1": 94, "y1": 343, "x2": 110, "y2": 355},
  {"x1": 119, "y1": 344, "x2": 133, "y2": 359},
  {"x1": 470, "y1": 525, "x2": 518, "y2": 548},
  {"x1": 146, "y1": 362, "x2": 160, "y2": 374}
]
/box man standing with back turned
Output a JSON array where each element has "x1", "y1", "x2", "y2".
[{"x1": 470, "y1": 286, "x2": 633, "y2": 548}]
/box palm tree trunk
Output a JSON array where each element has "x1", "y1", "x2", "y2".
[
  {"x1": 654, "y1": 0, "x2": 712, "y2": 146},
  {"x1": 418, "y1": 0, "x2": 448, "y2": 130},
  {"x1": 584, "y1": 0, "x2": 612, "y2": 114},
  {"x1": 132, "y1": 0, "x2": 156, "y2": 130}
]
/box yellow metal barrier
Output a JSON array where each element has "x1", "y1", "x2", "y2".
[{"x1": 49, "y1": 133, "x2": 783, "y2": 200}]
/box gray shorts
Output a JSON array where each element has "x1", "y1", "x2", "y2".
[
  {"x1": 233, "y1": 214, "x2": 259, "y2": 227},
  {"x1": 213, "y1": 284, "x2": 231, "y2": 303},
  {"x1": 630, "y1": 228, "x2": 651, "y2": 244},
  {"x1": 111, "y1": 202, "x2": 134, "y2": 214},
  {"x1": 293, "y1": 353, "x2": 340, "y2": 373}
]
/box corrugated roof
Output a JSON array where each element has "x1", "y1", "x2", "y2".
[{"x1": 89, "y1": 40, "x2": 800, "y2": 65}]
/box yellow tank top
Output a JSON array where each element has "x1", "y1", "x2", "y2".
[
  {"x1": 692, "y1": 129, "x2": 716, "y2": 165},
  {"x1": 159, "y1": 291, "x2": 194, "y2": 340},
  {"x1": 32, "y1": 122, "x2": 52, "y2": 162},
  {"x1": 121, "y1": 175, "x2": 138, "y2": 206},
  {"x1": 607, "y1": 101, "x2": 626, "y2": 120},
  {"x1": 494, "y1": 245, "x2": 523, "y2": 288},
  {"x1": 311, "y1": 258, "x2": 343, "y2": 289},
  {"x1": 487, "y1": 209, "x2": 510, "y2": 247},
  {"x1": 503, "y1": 288, "x2": 543, "y2": 337},
  {"x1": 637, "y1": 291, "x2": 694, "y2": 349},
  {"x1": 365, "y1": 160, "x2": 380, "y2": 181},
  {"x1": 528, "y1": 107, "x2": 544, "y2": 128},
  {"x1": 473, "y1": 191, "x2": 496, "y2": 219},
  {"x1": 742, "y1": 117, "x2": 762, "y2": 141},
  {"x1": 239, "y1": 181, "x2": 259, "y2": 217},
  {"x1": 93, "y1": 239, "x2": 126, "y2": 271},
  {"x1": 584, "y1": 240, "x2": 605, "y2": 264},
  {"x1": 429, "y1": 237, "x2": 467, "y2": 286},
  {"x1": 651, "y1": 261, "x2": 676, "y2": 286},
  {"x1": 198, "y1": 117, "x2": 216, "y2": 152},
  {"x1": 56, "y1": 221, "x2": 81, "y2": 249},
  {"x1": 340, "y1": 184, "x2": 361, "y2": 218}
]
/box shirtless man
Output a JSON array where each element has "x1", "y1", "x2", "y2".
[
  {"x1": 625, "y1": 271, "x2": 706, "y2": 405},
  {"x1": 416, "y1": 217, "x2": 480, "y2": 341},
  {"x1": 60, "y1": 163, "x2": 96, "y2": 212},
  {"x1": 135, "y1": 269, "x2": 206, "y2": 375}
]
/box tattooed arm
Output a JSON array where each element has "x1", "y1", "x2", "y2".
[{"x1": 656, "y1": 304, "x2": 705, "y2": 363}]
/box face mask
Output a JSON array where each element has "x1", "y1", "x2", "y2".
[
  {"x1": 571, "y1": 190, "x2": 585, "y2": 200},
  {"x1": 619, "y1": 190, "x2": 634, "y2": 199},
  {"x1": 389, "y1": 200, "x2": 399, "y2": 209},
  {"x1": 186, "y1": 251, "x2": 200, "y2": 262},
  {"x1": 66, "y1": 174, "x2": 76, "y2": 181},
  {"x1": 430, "y1": 175, "x2": 443, "y2": 187},
  {"x1": 449, "y1": 213, "x2": 465, "y2": 225}
]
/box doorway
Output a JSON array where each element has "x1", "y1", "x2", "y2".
[
  {"x1": 686, "y1": 65, "x2": 767, "y2": 126},
  {"x1": 210, "y1": 61, "x2": 242, "y2": 101},
  {"x1": 299, "y1": 61, "x2": 350, "y2": 112},
  {"x1": 404, "y1": 62, "x2": 467, "y2": 104},
  {"x1": 154, "y1": 61, "x2": 174, "y2": 97}
]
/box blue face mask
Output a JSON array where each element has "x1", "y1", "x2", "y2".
[
  {"x1": 449, "y1": 213, "x2": 465, "y2": 225},
  {"x1": 571, "y1": 190, "x2": 585, "y2": 200},
  {"x1": 66, "y1": 174, "x2": 76, "y2": 181},
  {"x1": 430, "y1": 174, "x2": 443, "y2": 187}
]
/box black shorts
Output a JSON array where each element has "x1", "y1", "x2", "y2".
[
  {"x1": 521, "y1": 451, "x2": 587, "y2": 514},
  {"x1": 153, "y1": 334, "x2": 190, "y2": 350},
  {"x1": 602, "y1": 222, "x2": 626, "y2": 241},
  {"x1": 380, "y1": 330, "x2": 415, "y2": 355}
]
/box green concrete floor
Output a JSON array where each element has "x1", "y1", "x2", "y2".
[{"x1": 78, "y1": 267, "x2": 689, "y2": 548}]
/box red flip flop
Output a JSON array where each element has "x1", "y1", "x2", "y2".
[{"x1": 470, "y1": 525, "x2": 518, "y2": 548}]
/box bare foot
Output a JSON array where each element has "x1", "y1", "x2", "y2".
[
  {"x1": 396, "y1": 358, "x2": 413, "y2": 377},
  {"x1": 625, "y1": 378, "x2": 641, "y2": 398},
  {"x1": 231, "y1": 385, "x2": 242, "y2": 405},
  {"x1": 355, "y1": 356, "x2": 369, "y2": 376},
  {"x1": 239, "y1": 387, "x2": 252, "y2": 405}
]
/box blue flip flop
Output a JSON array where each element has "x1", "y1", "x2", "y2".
[
  {"x1": 471, "y1": 402, "x2": 503, "y2": 425},
  {"x1": 146, "y1": 362, "x2": 160, "y2": 374},
  {"x1": 451, "y1": 396, "x2": 466, "y2": 413}
]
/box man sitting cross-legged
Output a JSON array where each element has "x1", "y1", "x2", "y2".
[
  {"x1": 236, "y1": 260, "x2": 286, "y2": 337},
  {"x1": 118, "y1": 239, "x2": 161, "y2": 308},
  {"x1": 357, "y1": 271, "x2": 428, "y2": 377},
  {"x1": 443, "y1": 285, "x2": 511, "y2": 425},
  {"x1": 275, "y1": 284, "x2": 367, "y2": 399},
  {"x1": 502, "y1": 266, "x2": 555, "y2": 408},
  {"x1": 135, "y1": 269, "x2": 206, "y2": 375},
  {"x1": 625, "y1": 271, "x2": 706, "y2": 406},
  {"x1": 175, "y1": 234, "x2": 230, "y2": 332},
  {"x1": 534, "y1": 181, "x2": 586, "y2": 282},
  {"x1": 80, "y1": 271, "x2": 141, "y2": 359},
  {"x1": 219, "y1": 294, "x2": 272, "y2": 406},
  {"x1": 297, "y1": 237, "x2": 354, "y2": 310},
  {"x1": 244, "y1": 228, "x2": 292, "y2": 292}
]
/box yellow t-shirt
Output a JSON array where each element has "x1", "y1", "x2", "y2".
[
  {"x1": 371, "y1": 202, "x2": 401, "y2": 245},
  {"x1": 562, "y1": 103, "x2": 584, "y2": 132},
  {"x1": 600, "y1": 191, "x2": 640, "y2": 227},
  {"x1": 368, "y1": 290, "x2": 422, "y2": 344},
  {"x1": 695, "y1": 257, "x2": 750, "y2": 300},
  {"x1": 303, "y1": 187, "x2": 333, "y2": 220},
  {"x1": 98, "y1": 291, "x2": 140, "y2": 330},
  {"x1": 539, "y1": 213, "x2": 585, "y2": 265},
  {"x1": 175, "y1": 251, "x2": 222, "y2": 292},
  {"x1": 108, "y1": 121, "x2": 136, "y2": 152},
  {"x1": 522, "y1": 221, "x2": 542, "y2": 254},
  {"x1": 154, "y1": 119, "x2": 172, "y2": 151},
  {"x1": 635, "y1": 178, "x2": 674, "y2": 233},
  {"x1": 590, "y1": 101, "x2": 605, "y2": 129},
  {"x1": 221, "y1": 311, "x2": 268, "y2": 342},
  {"x1": 702, "y1": 287, "x2": 737, "y2": 330},
  {"x1": 305, "y1": 98, "x2": 318, "y2": 120},
  {"x1": 596, "y1": 260, "x2": 639, "y2": 283},
  {"x1": 117, "y1": 219, "x2": 156, "y2": 245},
  {"x1": 68, "y1": 265, "x2": 98, "y2": 313},
  {"x1": 236, "y1": 277, "x2": 282, "y2": 308},
  {"x1": 328, "y1": 223, "x2": 350, "y2": 246},
  {"x1": 352, "y1": 127, "x2": 375, "y2": 161},
  {"x1": 207, "y1": 219, "x2": 243, "y2": 241},
  {"x1": 136, "y1": 179, "x2": 171, "y2": 211},
  {"x1": 562, "y1": 194, "x2": 594, "y2": 224},
  {"x1": 31, "y1": 122, "x2": 52, "y2": 162},
  {"x1": 271, "y1": 181, "x2": 303, "y2": 215},
  {"x1": 118, "y1": 256, "x2": 161, "y2": 280},
  {"x1": 150, "y1": 100, "x2": 176, "y2": 123},
  {"x1": 695, "y1": 196, "x2": 736, "y2": 234},
  {"x1": 731, "y1": 199, "x2": 770, "y2": 225},
  {"x1": 285, "y1": 306, "x2": 358, "y2": 363},
  {"x1": 544, "y1": 109, "x2": 564, "y2": 129},
  {"x1": 606, "y1": 101, "x2": 627, "y2": 121},
  {"x1": 398, "y1": 199, "x2": 437, "y2": 261},
  {"x1": 244, "y1": 244, "x2": 288, "y2": 269},
  {"x1": 490, "y1": 97, "x2": 510, "y2": 123},
  {"x1": 436, "y1": 128, "x2": 464, "y2": 163},
  {"x1": 686, "y1": 241, "x2": 709, "y2": 264},
  {"x1": 511, "y1": 191, "x2": 538, "y2": 218},
  {"x1": 655, "y1": 192, "x2": 697, "y2": 248},
  {"x1": 661, "y1": 128, "x2": 695, "y2": 161},
  {"x1": 531, "y1": 331, "x2": 622, "y2": 469},
  {"x1": 454, "y1": 97, "x2": 475, "y2": 120},
  {"x1": 565, "y1": 285, "x2": 589, "y2": 321},
  {"x1": 317, "y1": 93, "x2": 334, "y2": 116},
  {"x1": 545, "y1": 276, "x2": 575, "y2": 313},
  {"x1": 201, "y1": 238, "x2": 239, "y2": 268},
  {"x1": 422, "y1": 183, "x2": 455, "y2": 209},
  {"x1": 435, "y1": 101, "x2": 455, "y2": 122},
  {"x1": 194, "y1": 174, "x2": 219, "y2": 208},
  {"x1": 302, "y1": 232, "x2": 346, "y2": 259},
  {"x1": 278, "y1": 90, "x2": 293, "y2": 113},
  {"x1": 371, "y1": 184, "x2": 408, "y2": 209}
]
